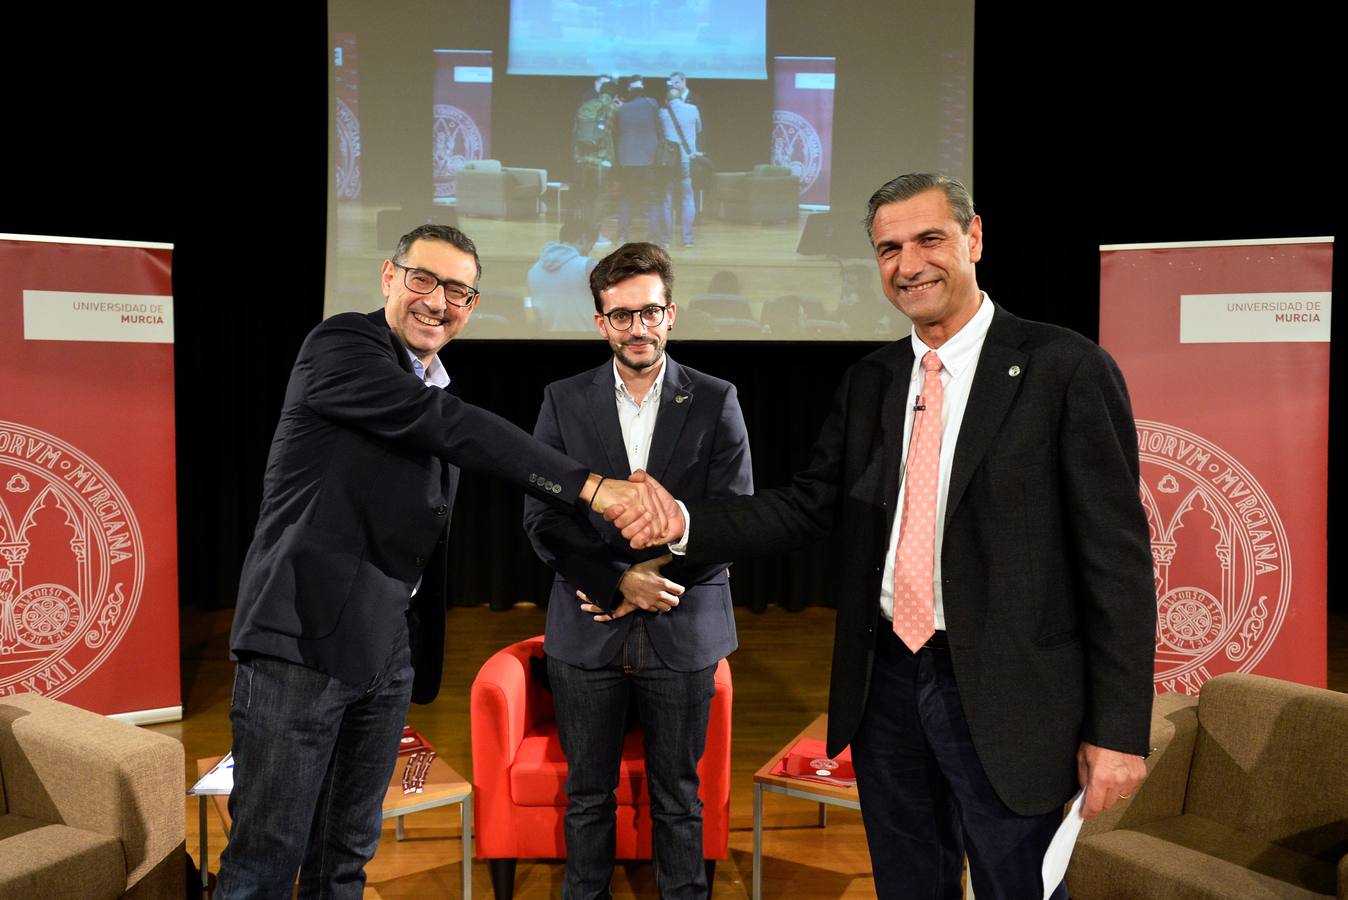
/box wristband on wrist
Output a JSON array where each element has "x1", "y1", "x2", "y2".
[{"x1": 588, "y1": 476, "x2": 606, "y2": 510}]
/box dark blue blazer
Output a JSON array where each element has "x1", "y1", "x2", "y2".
[
  {"x1": 231, "y1": 309, "x2": 588, "y2": 703},
  {"x1": 524, "y1": 357, "x2": 752, "y2": 672}
]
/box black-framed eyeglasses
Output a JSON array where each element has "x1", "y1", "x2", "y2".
[
  {"x1": 599, "y1": 304, "x2": 669, "y2": 331},
  {"x1": 392, "y1": 262, "x2": 480, "y2": 308}
]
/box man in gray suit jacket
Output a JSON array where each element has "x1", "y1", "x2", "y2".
[
  {"x1": 609, "y1": 176, "x2": 1156, "y2": 899},
  {"x1": 524, "y1": 242, "x2": 752, "y2": 900}
]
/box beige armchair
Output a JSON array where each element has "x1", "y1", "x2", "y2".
[
  {"x1": 0, "y1": 693, "x2": 184, "y2": 899},
  {"x1": 1068, "y1": 673, "x2": 1348, "y2": 899},
  {"x1": 710, "y1": 165, "x2": 800, "y2": 224},
  {"x1": 456, "y1": 160, "x2": 547, "y2": 219}
]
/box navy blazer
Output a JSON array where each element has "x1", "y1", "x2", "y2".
[
  {"x1": 231, "y1": 309, "x2": 589, "y2": 703},
  {"x1": 685, "y1": 305, "x2": 1156, "y2": 815},
  {"x1": 524, "y1": 357, "x2": 752, "y2": 672}
]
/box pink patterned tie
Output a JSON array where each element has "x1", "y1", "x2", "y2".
[{"x1": 893, "y1": 351, "x2": 944, "y2": 653}]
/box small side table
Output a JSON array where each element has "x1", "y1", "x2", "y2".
[
  {"x1": 751, "y1": 714, "x2": 860, "y2": 900},
  {"x1": 544, "y1": 181, "x2": 569, "y2": 221},
  {"x1": 194, "y1": 753, "x2": 472, "y2": 899}
]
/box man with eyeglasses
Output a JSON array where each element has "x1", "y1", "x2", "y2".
[
  {"x1": 218, "y1": 225, "x2": 669, "y2": 899},
  {"x1": 522, "y1": 242, "x2": 752, "y2": 899}
]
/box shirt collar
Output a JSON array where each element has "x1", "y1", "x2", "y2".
[
  {"x1": 908, "y1": 292, "x2": 995, "y2": 380},
  {"x1": 612, "y1": 355, "x2": 666, "y2": 404},
  {"x1": 406, "y1": 348, "x2": 451, "y2": 388}
]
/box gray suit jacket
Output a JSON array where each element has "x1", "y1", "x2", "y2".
[
  {"x1": 524, "y1": 357, "x2": 752, "y2": 672},
  {"x1": 614, "y1": 96, "x2": 662, "y2": 167}
]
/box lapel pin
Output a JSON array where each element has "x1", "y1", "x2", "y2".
[
  {"x1": 674, "y1": 393, "x2": 688, "y2": 404},
  {"x1": 1008, "y1": 365, "x2": 1022, "y2": 377}
]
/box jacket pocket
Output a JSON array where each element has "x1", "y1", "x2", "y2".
[{"x1": 251, "y1": 523, "x2": 364, "y2": 640}]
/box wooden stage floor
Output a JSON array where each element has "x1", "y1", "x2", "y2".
[
  {"x1": 153, "y1": 603, "x2": 1348, "y2": 899},
  {"x1": 157, "y1": 604, "x2": 876, "y2": 898}
]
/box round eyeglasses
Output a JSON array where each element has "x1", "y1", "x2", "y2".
[
  {"x1": 392, "y1": 262, "x2": 480, "y2": 308},
  {"x1": 599, "y1": 304, "x2": 669, "y2": 331}
]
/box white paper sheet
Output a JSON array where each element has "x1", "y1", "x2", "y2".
[
  {"x1": 189, "y1": 752, "x2": 234, "y2": 795},
  {"x1": 1041, "y1": 789, "x2": 1085, "y2": 898}
]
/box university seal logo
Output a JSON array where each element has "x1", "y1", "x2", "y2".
[
  {"x1": 0, "y1": 422, "x2": 144, "y2": 699},
  {"x1": 432, "y1": 104, "x2": 484, "y2": 199},
  {"x1": 1136, "y1": 420, "x2": 1289, "y2": 695},
  {"x1": 771, "y1": 109, "x2": 822, "y2": 195},
  {"x1": 335, "y1": 97, "x2": 361, "y2": 199}
]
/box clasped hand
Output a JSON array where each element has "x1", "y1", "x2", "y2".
[
  {"x1": 589, "y1": 469, "x2": 669, "y2": 540},
  {"x1": 577, "y1": 554, "x2": 684, "y2": 621},
  {"x1": 596, "y1": 470, "x2": 685, "y2": 549}
]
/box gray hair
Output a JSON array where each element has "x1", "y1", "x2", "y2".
[
  {"x1": 393, "y1": 224, "x2": 482, "y2": 281},
  {"x1": 863, "y1": 173, "x2": 975, "y2": 240}
]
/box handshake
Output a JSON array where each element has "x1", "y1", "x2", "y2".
[{"x1": 587, "y1": 470, "x2": 686, "y2": 549}]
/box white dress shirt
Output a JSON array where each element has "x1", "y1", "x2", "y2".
[
  {"x1": 613, "y1": 356, "x2": 664, "y2": 472},
  {"x1": 879, "y1": 294, "x2": 995, "y2": 630}
]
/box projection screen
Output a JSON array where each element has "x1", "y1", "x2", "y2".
[{"x1": 325, "y1": 0, "x2": 974, "y2": 341}]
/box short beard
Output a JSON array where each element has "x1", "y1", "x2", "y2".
[{"x1": 615, "y1": 338, "x2": 663, "y2": 371}]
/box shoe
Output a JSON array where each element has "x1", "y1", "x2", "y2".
[{"x1": 682, "y1": 241, "x2": 695, "y2": 248}]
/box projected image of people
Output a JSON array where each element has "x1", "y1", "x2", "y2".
[
  {"x1": 572, "y1": 77, "x2": 620, "y2": 246},
  {"x1": 614, "y1": 77, "x2": 663, "y2": 245},
  {"x1": 327, "y1": 0, "x2": 973, "y2": 342},
  {"x1": 528, "y1": 219, "x2": 600, "y2": 334},
  {"x1": 659, "y1": 85, "x2": 701, "y2": 248}
]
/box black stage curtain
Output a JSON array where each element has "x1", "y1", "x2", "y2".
[
  {"x1": 442, "y1": 340, "x2": 868, "y2": 611},
  {"x1": 3, "y1": 5, "x2": 1340, "y2": 614}
]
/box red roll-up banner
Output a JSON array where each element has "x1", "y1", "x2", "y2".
[
  {"x1": 0, "y1": 234, "x2": 180, "y2": 722},
  {"x1": 432, "y1": 49, "x2": 494, "y2": 201},
  {"x1": 1100, "y1": 237, "x2": 1333, "y2": 694},
  {"x1": 772, "y1": 56, "x2": 835, "y2": 209}
]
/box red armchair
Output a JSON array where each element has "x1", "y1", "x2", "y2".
[{"x1": 471, "y1": 635, "x2": 733, "y2": 898}]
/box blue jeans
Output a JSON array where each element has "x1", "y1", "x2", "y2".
[
  {"x1": 663, "y1": 158, "x2": 695, "y2": 245},
  {"x1": 548, "y1": 619, "x2": 715, "y2": 900},
  {"x1": 616, "y1": 166, "x2": 662, "y2": 243},
  {"x1": 216, "y1": 614, "x2": 413, "y2": 900},
  {"x1": 851, "y1": 626, "x2": 1067, "y2": 900}
]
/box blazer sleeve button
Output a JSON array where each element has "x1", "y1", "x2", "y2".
[
  {"x1": 435, "y1": 504, "x2": 448, "y2": 516},
  {"x1": 415, "y1": 556, "x2": 426, "y2": 568}
]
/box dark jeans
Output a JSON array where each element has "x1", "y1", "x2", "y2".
[
  {"x1": 216, "y1": 614, "x2": 413, "y2": 900},
  {"x1": 851, "y1": 626, "x2": 1068, "y2": 900},
  {"x1": 616, "y1": 166, "x2": 662, "y2": 243},
  {"x1": 571, "y1": 161, "x2": 612, "y2": 240},
  {"x1": 548, "y1": 619, "x2": 715, "y2": 900}
]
